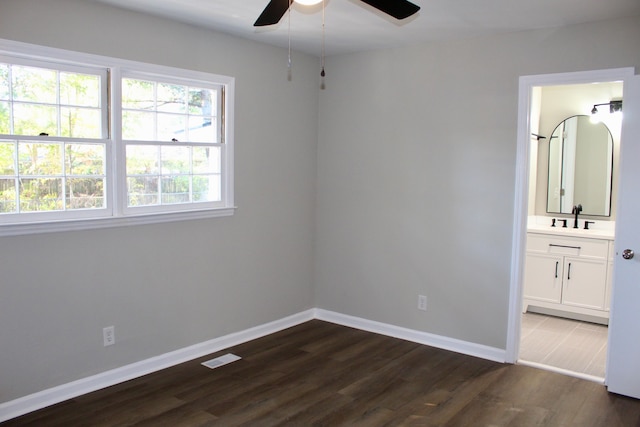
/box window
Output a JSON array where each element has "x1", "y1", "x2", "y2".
[
  {"x1": 0, "y1": 40, "x2": 234, "y2": 236},
  {"x1": 0, "y1": 58, "x2": 108, "y2": 221},
  {"x1": 121, "y1": 74, "x2": 223, "y2": 212}
]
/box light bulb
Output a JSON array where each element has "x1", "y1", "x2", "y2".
[{"x1": 294, "y1": 0, "x2": 323, "y2": 5}]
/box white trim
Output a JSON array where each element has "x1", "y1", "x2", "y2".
[
  {"x1": 0, "y1": 309, "x2": 315, "y2": 422},
  {"x1": 314, "y1": 309, "x2": 507, "y2": 363},
  {"x1": 0, "y1": 206, "x2": 237, "y2": 237},
  {"x1": 0, "y1": 39, "x2": 234, "y2": 87},
  {"x1": 506, "y1": 67, "x2": 635, "y2": 364}
]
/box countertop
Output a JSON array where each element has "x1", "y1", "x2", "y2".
[{"x1": 527, "y1": 222, "x2": 615, "y2": 240}]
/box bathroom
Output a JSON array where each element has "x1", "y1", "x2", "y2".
[{"x1": 520, "y1": 80, "x2": 623, "y2": 380}]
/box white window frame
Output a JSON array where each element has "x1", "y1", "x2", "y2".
[
  {"x1": 118, "y1": 70, "x2": 226, "y2": 216},
  {"x1": 0, "y1": 39, "x2": 235, "y2": 237},
  {"x1": 0, "y1": 56, "x2": 112, "y2": 223}
]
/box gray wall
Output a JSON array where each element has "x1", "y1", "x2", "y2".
[
  {"x1": 0, "y1": 0, "x2": 318, "y2": 402},
  {"x1": 314, "y1": 16, "x2": 640, "y2": 349}
]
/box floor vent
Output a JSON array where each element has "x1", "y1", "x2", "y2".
[{"x1": 201, "y1": 353, "x2": 241, "y2": 370}]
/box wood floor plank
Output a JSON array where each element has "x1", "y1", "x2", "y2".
[
  {"x1": 398, "y1": 366, "x2": 508, "y2": 425},
  {"x1": 269, "y1": 391, "x2": 354, "y2": 425},
  {"x1": 4, "y1": 320, "x2": 640, "y2": 427},
  {"x1": 130, "y1": 405, "x2": 217, "y2": 427},
  {"x1": 311, "y1": 397, "x2": 398, "y2": 426}
]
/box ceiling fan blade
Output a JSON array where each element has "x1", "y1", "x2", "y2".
[
  {"x1": 254, "y1": 0, "x2": 294, "y2": 27},
  {"x1": 359, "y1": 0, "x2": 420, "y2": 20}
]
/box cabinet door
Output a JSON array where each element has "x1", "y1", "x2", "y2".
[
  {"x1": 524, "y1": 253, "x2": 563, "y2": 303},
  {"x1": 561, "y1": 257, "x2": 607, "y2": 310}
]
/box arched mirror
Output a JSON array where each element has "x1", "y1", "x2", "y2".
[{"x1": 546, "y1": 115, "x2": 613, "y2": 216}]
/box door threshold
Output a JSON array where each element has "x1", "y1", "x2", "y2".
[{"x1": 517, "y1": 359, "x2": 605, "y2": 384}]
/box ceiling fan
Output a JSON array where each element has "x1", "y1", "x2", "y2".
[{"x1": 254, "y1": 0, "x2": 421, "y2": 26}]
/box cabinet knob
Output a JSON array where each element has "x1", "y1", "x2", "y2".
[{"x1": 622, "y1": 249, "x2": 635, "y2": 260}]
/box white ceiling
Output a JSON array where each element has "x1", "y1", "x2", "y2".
[{"x1": 90, "y1": 0, "x2": 640, "y2": 56}]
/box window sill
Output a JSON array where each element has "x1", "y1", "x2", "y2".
[{"x1": 0, "y1": 207, "x2": 236, "y2": 237}]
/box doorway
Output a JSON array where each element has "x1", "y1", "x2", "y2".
[
  {"x1": 520, "y1": 81, "x2": 622, "y2": 380},
  {"x1": 505, "y1": 68, "x2": 635, "y2": 381}
]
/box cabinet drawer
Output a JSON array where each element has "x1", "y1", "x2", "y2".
[{"x1": 527, "y1": 233, "x2": 609, "y2": 259}]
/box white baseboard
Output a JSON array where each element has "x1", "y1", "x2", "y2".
[
  {"x1": 314, "y1": 309, "x2": 507, "y2": 363},
  {"x1": 0, "y1": 309, "x2": 315, "y2": 423},
  {"x1": 1, "y1": 308, "x2": 507, "y2": 422}
]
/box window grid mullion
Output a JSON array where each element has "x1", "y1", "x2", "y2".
[
  {"x1": 189, "y1": 146, "x2": 193, "y2": 203},
  {"x1": 183, "y1": 89, "x2": 190, "y2": 143},
  {"x1": 157, "y1": 145, "x2": 162, "y2": 205},
  {"x1": 60, "y1": 141, "x2": 66, "y2": 211},
  {"x1": 109, "y1": 66, "x2": 124, "y2": 217},
  {"x1": 8, "y1": 65, "x2": 14, "y2": 134},
  {"x1": 12, "y1": 133, "x2": 19, "y2": 211},
  {"x1": 56, "y1": 70, "x2": 61, "y2": 139},
  {"x1": 10, "y1": 139, "x2": 18, "y2": 213},
  {"x1": 153, "y1": 81, "x2": 158, "y2": 142},
  {"x1": 14, "y1": 176, "x2": 19, "y2": 213}
]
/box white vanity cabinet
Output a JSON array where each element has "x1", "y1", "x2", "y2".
[{"x1": 523, "y1": 231, "x2": 613, "y2": 321}]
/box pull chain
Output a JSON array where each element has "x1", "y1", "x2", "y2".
[
  {"x1": 320, "y1": 0, "x2": 326, "y2": 87},
  {"x1": 287, "y1": 2, "x2": 292, "y2": 80}
]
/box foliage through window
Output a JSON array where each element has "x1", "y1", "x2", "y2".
[
  {"x1": 0, "y1": 59, "x2": 107, "y2": 217},
  {"x1": 0, "y1": 42, "x2": 234, "y2": 233},
  {"x1": 121, "y1": 75, "x2": 222, "y2": 210}
]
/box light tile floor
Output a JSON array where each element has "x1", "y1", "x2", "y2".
[{"x1": 519, "y1": 312, "x2": 608, "y2": 378}]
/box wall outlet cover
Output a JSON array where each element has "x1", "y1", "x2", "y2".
[
  {"x1": 418, "y1": 295, "x2": 427, "y2": 311},
  {"x1": 103, "y1": 326, "x2": 115, "y2": 346}
]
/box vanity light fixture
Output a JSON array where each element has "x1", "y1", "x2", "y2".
[
  {"x1": 294, "y1": 0, "x2": 323, "y2": 5},
  {"x1": 591, "y1": 100, "x2": 623, "y2": 115},
  {"x1": 590, "y1": 100, "x2": 622, "y2": 124}
]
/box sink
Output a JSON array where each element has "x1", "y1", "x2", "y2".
[{"x1": 527, "y1": 217, "x2": 615, "y2": 240}]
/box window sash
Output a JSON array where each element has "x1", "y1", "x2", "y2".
[
  {"x1": 0, "y1": 55, "x2": 109, "y2": 140},
  {"x1": 120, "y1": 70, "x2": 223, "y2": 144},
  {"x1": 118, "y1": 71, "x2": 226, "y2": 216},
  {"x1": 121, "y1": 140, "x2": 226, "y2": 215},
  {"x1": 0, "y1": 56, "x2": 111, "y2": 222},
  {"x1": 0, "y1": 135, "x2": 112, "y2": 222}
]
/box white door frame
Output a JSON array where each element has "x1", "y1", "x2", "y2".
[{"x1": 505, "y1": 67, "x2": 635, "y2": 366}]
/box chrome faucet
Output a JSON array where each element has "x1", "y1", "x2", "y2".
[{"x1": 572, "y1": 204, "x2": 583, "y2": 229}]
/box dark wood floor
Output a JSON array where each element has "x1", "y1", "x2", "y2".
[{"x1": 4, "y1": 320, "x2": 640, "y2": 426}]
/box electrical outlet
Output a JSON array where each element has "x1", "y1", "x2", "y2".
[
  {"x1": 103, "y1": 326, "x2": 115, "y2": 346},
  {"x1": 418, "y1": 295, "x2": 427, "y2": 311}
]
